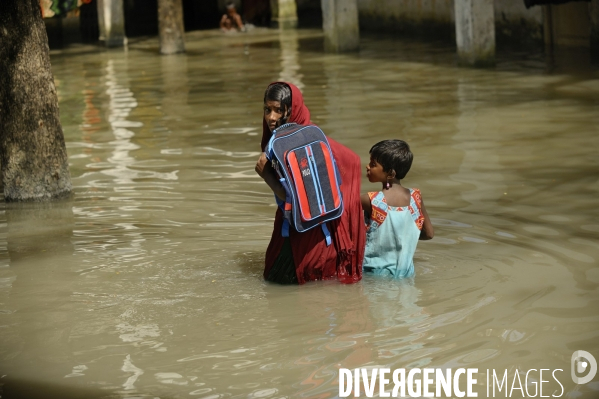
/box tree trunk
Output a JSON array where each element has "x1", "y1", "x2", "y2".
[
  {"x1": 158, "y1": 0, "x2": 185, "y2": 55},
  {"x1": 0, "y1": 0, "x2": 72, "y2": 201}
]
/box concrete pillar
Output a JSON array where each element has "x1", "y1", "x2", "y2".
[
  {"x1": 270, "y1": 0, "x2": 297, "y2": 29},
  {"x1": 97, "y1": 0, "x2": 125, "y2": 47},
  {"x1": 158, "y1": 0, "x2": 185, "y2": 55},
  {"x1": 454, "y1": 0, "x2": 495, "y2": 67},
  {"x1": 321, "y1": 0, "x2": 360, "y2": 52},
  {"x1": 591, "y1": 0, "x2": 599, "y2": 60}
]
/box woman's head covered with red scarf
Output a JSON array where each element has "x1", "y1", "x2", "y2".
[
  {"x1": 261, "y1": 82, "x2": 311, "y2": 151},
  {"x1": 260, "y1": 82, "x2": 365, "y2": 284}
]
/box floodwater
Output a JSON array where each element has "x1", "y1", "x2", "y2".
[{"x1": 0, "y1": 28, "x2": 598, "y2": 398}]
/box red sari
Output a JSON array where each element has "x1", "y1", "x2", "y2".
[{"x1": 261, "y1": 82, "x2": 365, "y2": 284}]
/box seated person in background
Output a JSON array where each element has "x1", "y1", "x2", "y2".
[
  {"x1": 361, "y1": 140, "x2": 434, "y2": 279},
  {"x1": 220, "y1": 2, "x2": 245, "y2": 32}
]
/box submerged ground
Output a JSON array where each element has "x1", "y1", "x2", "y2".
[{"x1": 0, "y1": 28, "x2": 598, "y2": 398}]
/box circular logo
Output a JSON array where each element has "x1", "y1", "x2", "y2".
[{"x1": 571, "y1": 350, "x2": 597, "y2": 384}]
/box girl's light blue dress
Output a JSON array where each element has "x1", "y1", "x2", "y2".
[{"x1": 363, "y1": 189, "x2": 424, "y2": 278}]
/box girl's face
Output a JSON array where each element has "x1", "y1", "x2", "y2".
[
  {"x1": 366, "y1": 157, "x2": 387, "y2": 183},
  {"x1": 264, "y1": 100, "x2": 288, "y2": 132}
]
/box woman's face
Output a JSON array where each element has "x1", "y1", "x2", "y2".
[{"x1": 264, "y1": 100, "x2": 288, "y2": 132}]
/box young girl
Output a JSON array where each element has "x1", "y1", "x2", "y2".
[{"x1": 361, "y1": 140, "x2": 434, "y2": 278}]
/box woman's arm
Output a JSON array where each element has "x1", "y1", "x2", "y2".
[
  {"x1": 361, "y1": 193, "x2": 372, "y2": 217},
  {"x1": 255, "y1": 152, "x2": 286, "y2": 201},
  {"x1": 419, "y1": 197, "x2": 434, "y2": 240}
]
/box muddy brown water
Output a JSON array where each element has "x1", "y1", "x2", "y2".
[{"x1": 0, "y1": 29, "x2": 598, "y2": 398}]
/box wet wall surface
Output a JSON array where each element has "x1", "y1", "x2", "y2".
[{"x1": 0, "y1": 28, "x2": 598, "y2": 398}]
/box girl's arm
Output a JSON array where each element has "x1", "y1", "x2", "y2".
[
  {"x1": 361, "y1": 193, "x2": 372, "y2": 216},
  {"x1": 255, "y1": 152, "x2": 286, "y2": 201},
  {"x1": 419, "y1": 197, "x2": 434, "y2": 240}
]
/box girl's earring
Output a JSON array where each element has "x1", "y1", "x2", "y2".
[{"x1": 385, "y1": 181, "x2": 390, "y2": 189}]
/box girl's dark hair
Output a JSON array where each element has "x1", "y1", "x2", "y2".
[
  {"x1": 264, "y1": 83, "x2": 292, "y2": 124},
  {"x1": 369, "y1": 140, "x2": 413, "y2": 180}
]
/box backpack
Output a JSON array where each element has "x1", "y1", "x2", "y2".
[{"x1": 265, "y1": 123, "x2": 344, "y2": 246}]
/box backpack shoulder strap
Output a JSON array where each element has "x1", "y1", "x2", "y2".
[{"x1": 321, "y1": 224, "x2": 332, "y2": 246}]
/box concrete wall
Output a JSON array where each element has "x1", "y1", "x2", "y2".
[
  {"x1": 494, "y1": 0, "x2": 543, "y2": 46},
  {"x1": 295, "y1": 0, "x2": 321, "y2": 27},
  {"x1": 358, "y1": 0, "x2": 455, "y2": 25},
  {"x1": 356, "y1": 0, "x2": 543, "y2": 45},
  {"x1": 357, "y1": 0, "x2": 454, "y2": 38},
  {"x1": 546, "y1": 2, "x2": 592, "y2": 47},
  {"x1": 296, "y1": 0, "x2": 318, "y2": 7}
]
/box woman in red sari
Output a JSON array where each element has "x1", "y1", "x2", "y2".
[{"x1": 255, "y1": 82, "x2": 365, "y2": 284}]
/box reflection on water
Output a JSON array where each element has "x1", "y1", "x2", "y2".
[
  {"x1": 278, "y1": 30, "x2": 304, "y2": 90},
  {"x1": 0, "y1": 29, "x2": 597, "y2": 398},
  {"x1": 103, "y1": 59, "x2": 143, "y2": 184}
]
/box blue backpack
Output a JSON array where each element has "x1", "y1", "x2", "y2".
[{"x1": 265, "y1": 123, "x2": 344, "y2": 246}]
